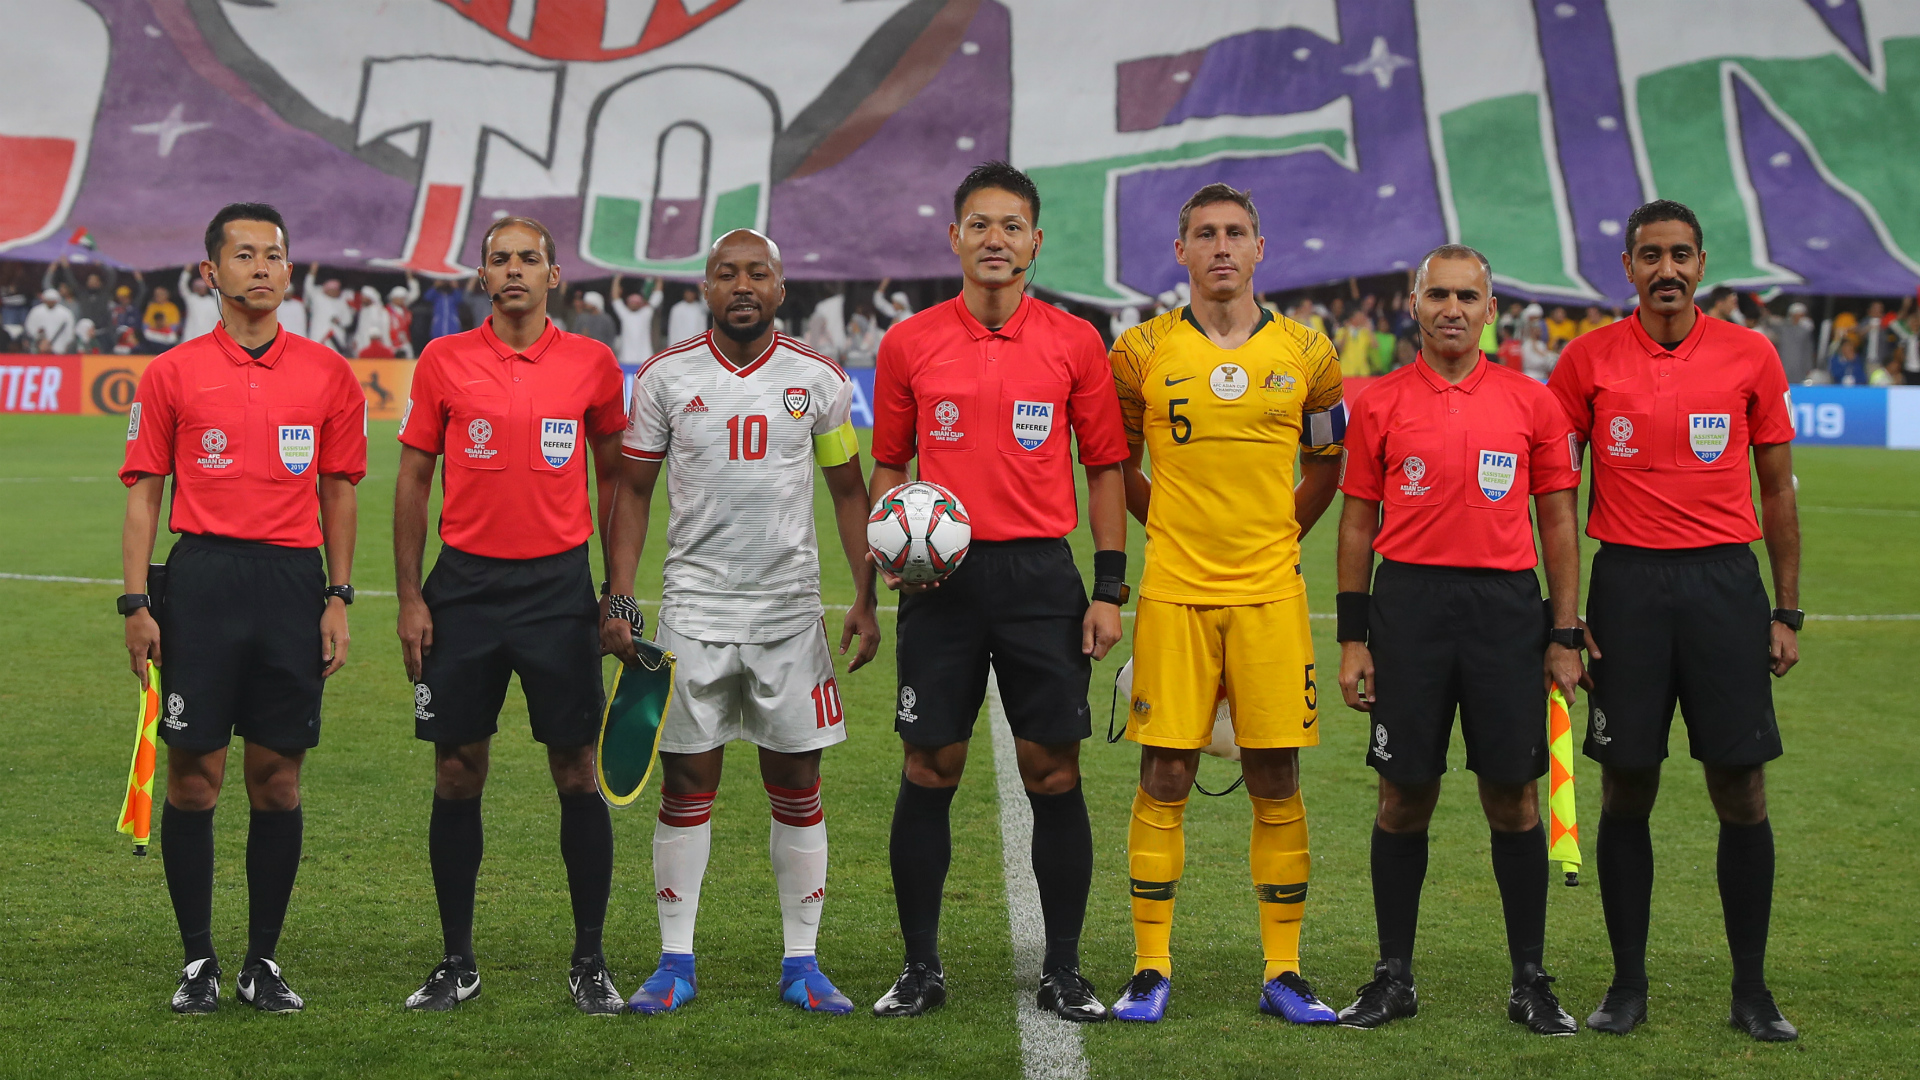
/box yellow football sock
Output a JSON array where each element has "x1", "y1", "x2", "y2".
[
  {"x1": 1250, "y1": 790, "x2": 1310, "y2": 982},
  {"x1": 1128, "y1": 787, "x2": 1187, "y2": 975}
]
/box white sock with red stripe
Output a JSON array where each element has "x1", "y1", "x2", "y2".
[
  {"x1": 766, "y1": 781, "x2": 827, "y2": 959},
  {"x1": 653, "y1": 790, "x2": 714, "y2": 955}
]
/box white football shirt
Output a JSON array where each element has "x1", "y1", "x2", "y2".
[{"x1": 624, "y1": 331, "x2": 855, "y2": 643}]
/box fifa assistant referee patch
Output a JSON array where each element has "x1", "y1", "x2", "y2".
[
  {"x1": 596, "y1": 634, "x2": 676, "y2": 808},
  {"x1": 1477, "y1": 450, "x2": 1517, "y2": 502},
  {"x1": 278, "y1": 425, "x2": 315, "y2": 476},
  {"x1": 1303, "y1": 400, "x2": 1347, "y2": 447}
]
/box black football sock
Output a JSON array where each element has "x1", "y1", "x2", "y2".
[
  {"x1": 1490, "y1": 822, "x2": 1549, "y2": 982},
  {"x1": 162, "y1": 801, "x2": 217, "y2": 965},
  {"x1": 890, "y1": 776, "x2": 957, "y2": 969},
  {"x1": 559, "y1": 791, "x2": 614, "y2": 964},
  {"x1": 429, "y1": 794, "x2": 483, "y2": 964},
  {"x1": 1717, "y1": 818, "x2": 1774, "y2": 997},
  {"x1": 1026, "y1": 782, "x2": 1093, "y2": 975},
  {"x1": 245, "y1": 807, "x2": 304, "y2": 966},
  {"x1": 1597, "y1": 812, "x2": 1653, "y2": 993},
  {"x1": 1370, "y1": 824, "x2": 1428, "y2": 981}
]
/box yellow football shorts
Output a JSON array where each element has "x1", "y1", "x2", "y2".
[{"x1": 1125, "y1": 595, "x2": 1320, "y2": 750}]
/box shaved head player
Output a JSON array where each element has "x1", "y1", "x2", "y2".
[
  {"x1": 393, "y1": 217, "x2": 630, "y2": 1014},
  {"x1": 602, "y1": 229, "x2": 880, "y2": 1015}
]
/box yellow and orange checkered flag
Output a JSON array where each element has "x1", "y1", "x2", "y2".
[
  {"x1": 1547, "y1": 687, "x2": 1581, "y2": 886},
  {"x1": 116, "y1": 661, "x2": 160, "y2": 856}
]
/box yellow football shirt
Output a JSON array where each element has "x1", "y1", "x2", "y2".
[{"x1": 1111, "y1": 307, "x2": 1343, "y2": 605}]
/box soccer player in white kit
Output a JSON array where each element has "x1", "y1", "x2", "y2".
[{"x1": 602, "y1": 229, "x2": 882, "y2": 1015}]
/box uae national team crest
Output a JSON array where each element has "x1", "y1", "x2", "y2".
[
  {"x1": 1011, "y1": 400, "x2": 1054, "y2": 451},
  {"x1": 1476, "y1": 450, "x2": 1517, "y2": 502},
  {"x1": 1688, "y1": 413, "x2": 1731, "y2": 463},
  {"x1": 278, "y1": 425, "x2": 315, "y2": 476},
  {"x1": 539, "y1": 418, "x2": 578, "y2": 468},
  {"x1": 1398, "y1": 455, "x2": 1430, "y2": 497},
  {"x1": 1210, "y1": 363, "x2": 1248, "y2": 400},
  {"x1": 784, "y1": 388, "x2": 810, "y2": 420}
]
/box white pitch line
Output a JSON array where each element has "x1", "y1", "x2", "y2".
[{"x1": 986, "y1": 680, "x2": 1090, "y2": 1080}]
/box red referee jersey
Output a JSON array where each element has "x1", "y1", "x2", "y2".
[
  {"x1": 871, "y1": 295, "x2": 1128, "y2": 541},
  {"x1": 399, "y1": 318, "x2": 626, "y2": 560},
  {"x1": 120, "y1": 326, "x2": 367, "y2": 548},
  {"x1": 1549, "y1": 309, "x2": 1794, "y2": 548},
  {"x1": 1342, "y1": 355, "x2": 1579, "y2": 571}
]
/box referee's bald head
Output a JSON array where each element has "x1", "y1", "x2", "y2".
[{"x1": 1414, "y1": 244, "x2": 1492, "y2": 293}]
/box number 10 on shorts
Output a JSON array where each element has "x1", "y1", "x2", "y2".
[{"x1": 811, "y1": 679, "x2": 845, "y2": 728}]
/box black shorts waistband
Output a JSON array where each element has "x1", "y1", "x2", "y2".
[
  {"x1": 174, "y1": 533, "x2": 319, "y2": 559},
  {"x1": 1378, "y1": 558, "x2": 1535, "y2": 581},
  {"x1": 968, "y1": 538, "x2": 1071, "y2": 555},
  {"x1": 1597, "y1": 542, "x2": 1752, "y2": 564},
  {"x1": 438, "y1": 542, "x2": 590, "y2": 569}
]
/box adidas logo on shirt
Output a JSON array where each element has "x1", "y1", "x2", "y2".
[{"x1": 683, "y1": 396, "x2": 708, "y2": 413}]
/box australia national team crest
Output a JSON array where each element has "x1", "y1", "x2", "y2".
[
  {"x1": 277, "y1": 425, "x2": 315, "y2": 476},
  {"x1": 540, "y1": 418, "x2": 578, "y2": 468},
  {"x1": 784, "y1": 387, "x2": 810, "y2": 420},
  {"x1": 1011, "y1": 400, "x2": 1054, "y2": 451},
  {"x1": 1477, "y1": 449, "x2": 1517, "y2": 502},
  {"x1": 1689, "y1": 413, "x2": 1731, "y2": 463}
]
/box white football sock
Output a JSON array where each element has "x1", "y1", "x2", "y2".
[
  {"x1": 654, "y1": 791, "x2": 715, "y2": 956},
  {"x1": 766, "y1": 781, "x2": 827, "y2": 959}
]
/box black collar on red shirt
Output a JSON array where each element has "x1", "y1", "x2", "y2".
[
  {"x1": 212, "y1": 323, "x2": 285, "y2": 367},
  {"x1": 479, "y1": 315, "x2": 559, "y2": 361},
  {"x1": 1626, "y1": 305, "x2": 1709, "y2": 360},
  {"x1": 952, "y1": 293, "x2": 1035, "y2": 340},
  {"x1": 1413, "y1": 352, "x2": 1488, "y2": 392},
  {"x1": 1180, "y1": 304, "x2": 1273, "y2": 340}
]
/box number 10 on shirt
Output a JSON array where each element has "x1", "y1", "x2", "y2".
[{"x1": 726, "y1": 415, "x2": 768, "y2": 460}]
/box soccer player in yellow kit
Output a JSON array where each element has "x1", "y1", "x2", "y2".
[{"x1": 1108, "y1": 184, "x2": 1346, "y2": 1023}]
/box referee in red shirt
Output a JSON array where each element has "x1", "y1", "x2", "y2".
[
  {"x1": 120, "y1": 203, "x2": 366, "y2": 1014},
  {"x1": 868, "y1": 162, "x2": 1129, "y2": 1020},
  {"x1": 1332, "y1": 245, "x2": 1583, "y2": 1035},
  {"x1": 392, "y1": 217, "x2": 630, "y2": 1014},
  {"x1": 1549, "y1": 200, "x2": 1802, "y2": 1042}
]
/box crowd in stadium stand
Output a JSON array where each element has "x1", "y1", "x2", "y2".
[{"x1": 1, "y1": 256, "x2": 1914, "y2": 387}]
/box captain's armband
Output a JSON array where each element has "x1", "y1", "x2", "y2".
[{"x1": 1304, "y1": 400, "x2": 1349, "y2": 449}]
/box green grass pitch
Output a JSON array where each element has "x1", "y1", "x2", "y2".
[{"x1": 0, "y1": 415, "x2": 1915, "y2": 1079}]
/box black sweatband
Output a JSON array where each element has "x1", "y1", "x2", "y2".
[
  {"x1": 1336, "y1": 591, "x2": 1371, "y2": 643},
  {"x1": 1093, "y1": 550, "x2": 1127, "y2": 583}
]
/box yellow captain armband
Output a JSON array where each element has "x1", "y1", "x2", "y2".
[{"x1": 812, "y1": 420, "x2": 860, "y2": 467}]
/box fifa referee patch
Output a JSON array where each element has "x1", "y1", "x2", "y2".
[{"x1": 1304, "y1": 400, "x2": 1348, "y2": 448}]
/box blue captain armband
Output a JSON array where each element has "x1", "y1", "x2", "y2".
[{"x1": 1303, "y1": 400, "x2": 1348, "y2": 448}]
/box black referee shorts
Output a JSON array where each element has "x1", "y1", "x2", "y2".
[
  {"x1": 156, "y1": 534, "x2": 326, "y2": 753},
  {"x1": 1584, "y1": 542, "x2": 1780, "y2": 770},
  {"x1": 894, "y1": 538, "x2": 1093, "y2": 748},
  {"x1": 1365, "y1": 560, "x2": 1549, "y2": 786},
  {"x1": 414, "y1": 543, "x2": 604, "y2": 748}
]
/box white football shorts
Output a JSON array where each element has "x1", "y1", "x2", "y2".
[{"x1": 656, "y1": 619, "x2": 848, "y2": 754}]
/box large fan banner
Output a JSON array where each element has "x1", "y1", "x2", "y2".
[{"x1": 5, "y1": 0, "x2": 1918, "y2": 305}]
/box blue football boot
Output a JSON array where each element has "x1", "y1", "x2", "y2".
[
  {"x1": 1260, "y1": 970, "x2": 1339, "y2": 1023},
  {"x1": 780, "y1": 956, "x2": 854, "y2": 1015},
  {"x1": 1111, "y1": 969, "x2": 1172, "y2": 1022},
  {"x1": 627, "y1": 953, "x2": 696, "y2": 1014}
]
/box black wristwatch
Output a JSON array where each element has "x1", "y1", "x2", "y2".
[
  {"x1": 1549, "y1": 626, "x2": 1585, "y2": 650},
  {"x1": 117, "y1": 593, "x2": 151, "y2": 617},
  {"x1": 325, "y1": 584, "x2": 355, "y2": 606},
  {"x1": 1771, "y1": 608, "x2": 1804, "y2": 632},
  {"x1": 1091, "y1": 580, "x2": 1130, "y2": 606}
]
